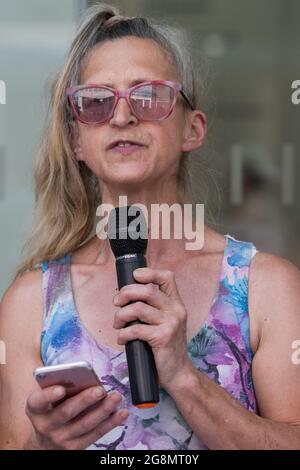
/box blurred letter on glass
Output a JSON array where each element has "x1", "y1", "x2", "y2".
[
  {"x1": 0, "y1": 340, "x2": 6, "y2": 364},
  {"x1": 291, "y1": 80, "x2": 300, "y2": 105},
  {"x1": 0, "y1": 80, "x2": 6, "y2": 105}
]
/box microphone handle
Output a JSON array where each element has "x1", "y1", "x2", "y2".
[{"x1": 115, "y1": 253, "x2": 159, "y2": 408}]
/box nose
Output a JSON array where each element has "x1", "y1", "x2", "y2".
[{"x1": 109, "y1": 96, "x2": 138, "y2": 127}]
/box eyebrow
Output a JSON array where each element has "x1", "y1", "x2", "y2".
[{"x1": 100, "y1": 78, "x2": 153, "y2": 87}]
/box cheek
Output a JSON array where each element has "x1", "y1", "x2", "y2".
[
  {"x1": 160, "y1": 110, "x2": 185, "y2": 148},
  {"x1": 79, "y1": 130, "x2": 102, "y2": 160},
  {"x1": 156, "y1": 123, "x2": 183, "y2": 156},
  {"x1": 77, "y1": 130, "x2": 108, "y2": 174}
]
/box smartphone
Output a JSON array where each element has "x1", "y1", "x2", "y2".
[{"x1": 33, "y1": 361, "x2": 105, "y2": 403}]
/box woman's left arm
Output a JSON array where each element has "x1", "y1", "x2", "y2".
[
  {"x1": 163, "y1": 253, "x2": 300, "y2": 449},
  {"x1": 113, "y1": 254, "x2": 300, "y2": 449}
]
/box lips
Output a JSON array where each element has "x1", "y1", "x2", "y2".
[
  {"x1": 107, "y1": 139, "x2": 145, "y2": 150},
  {"x1": 111, "y1": 145, "x2": 145, "y2": 156}
]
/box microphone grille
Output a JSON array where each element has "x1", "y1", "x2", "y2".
[{"x1": 107, "y1": 205, "x2": 148, "y2": 257}]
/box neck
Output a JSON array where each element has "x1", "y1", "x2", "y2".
[
  {"x1": 91, "y1": 176, "x2": 205, "y2": 266},
  {"x1": 92, "y1": 211, "x2": 204, "y2": 268}
]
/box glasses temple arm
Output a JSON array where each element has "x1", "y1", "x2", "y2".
[{"x1": 180, "y1": 90, "x2": 195, "y2": 111}]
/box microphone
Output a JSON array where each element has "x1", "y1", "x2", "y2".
[{"x1": 107, "y1": 205, "x2": 159, "y2": 409}]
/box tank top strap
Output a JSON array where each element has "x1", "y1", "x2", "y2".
[
  {"x1": 41, "y1": 253, "x2": 72, "y2": 332},
  {"x1": 221, "y1": 234, "x2": 259, "y2": 359},
  {"x1": 224, "y1": 233, "x2": 258, "y2": 266}
]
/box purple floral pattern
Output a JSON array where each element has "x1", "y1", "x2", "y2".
[{"x1": 40, "y1": 234, "x2": 258, "y2": 450}]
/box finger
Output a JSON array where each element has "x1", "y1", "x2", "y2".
[
  {"x1": 64, "y1": 407, "x2": 129, "y2": 450},
  {"x1": 117, "y1": 323, "x2": 161, "y2": 347},
  {"x1": 133, "y1": 267, "x2": 181, "y2": 301},
  {"x1": 114, "y1": 282, "x2": 172, "y2": 311},
  {"x1": 47, "y1": 385, "x2": 108, "y2": 428},
  {"x1": 113, "y1": 302, "x2": 160, "y2": 329},
  {"x1": 61, "y1": 392, "x2": 126, "y2": 440},
  {"x1": 26, "y1": 385, "x2": 67, "y2": 415}
]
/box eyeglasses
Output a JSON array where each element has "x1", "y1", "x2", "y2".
[{"x1": 66, "y1": 80, "x2": 194, "y2": 125}]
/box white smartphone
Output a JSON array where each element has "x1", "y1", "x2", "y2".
[{"x1": 33, "y1": 361, "x2": 105, "y2": 403}]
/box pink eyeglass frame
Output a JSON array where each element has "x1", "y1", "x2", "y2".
[{"x1": 66, "y1": 79, "x2": 194, "y2": 125}]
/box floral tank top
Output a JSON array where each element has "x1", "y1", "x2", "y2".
[{"x1": 40, "y1": 234, "x2": 259, "y2": 450}]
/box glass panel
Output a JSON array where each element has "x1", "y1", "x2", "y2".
[{"x1": 0, "y1": 0, "x2": 79, "y2": 296}]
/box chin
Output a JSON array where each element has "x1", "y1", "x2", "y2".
[
  {"x1": 111, "y1": 174, "x2": 147, "y2": 185},
  {"x1": 109, "y1": 160, "x2": 150, "y2": 175}
]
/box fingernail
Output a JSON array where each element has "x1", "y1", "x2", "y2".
[
  {"x1": 93, "y1": 387, "x2": 105, "y2": 399},
  {"x1": 119, "y1": 409, "x2": 129, "y2": 420},
  {"x1": 111, "y1": 391, "x2": 122, "y2": 401},
  {"x1": 54, "y1": 387, "x2": 65, "y2": 398},
  {"x1": 134, "y1": 268, "x2": 147, "y2": 275},
  {"x1": 113, "y1": 295, "x2": 119, "y2": 305}
]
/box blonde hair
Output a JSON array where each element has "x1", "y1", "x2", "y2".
[{"x1": 13, "y1": 2, "x2": 215, "y2": 281}]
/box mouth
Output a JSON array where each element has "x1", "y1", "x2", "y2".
[
  {"x1": 110, "y1": 144, "x2": 146, "y2": 156},
  {"x1": 107, "y1": 139, "x2": 146, "y2": 150}
]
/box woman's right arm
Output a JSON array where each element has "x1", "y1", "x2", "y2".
[
  {"x1": 0, "y1": 270, "x2": 45, "y2": 449},
  {"x1": 0, "y1": 270, "x2": 129, "y2": 450}
]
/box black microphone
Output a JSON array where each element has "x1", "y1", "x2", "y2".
[{"x1": 107, "y1": 205, "x2": 159, "y2": 409}]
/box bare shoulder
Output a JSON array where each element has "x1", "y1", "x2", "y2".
[
  {"x1": 248, "y1": 250, "x2": 300, "y2": 351},
  {"x1": 0, "y1": 269, "x2": 43, "y2": 351},
  {"x1": 1, "y1": 268, "x2": 43, "y2": 312},
  {"x1": 249, "y1": 250, "x2": 300, "y2": 297}
]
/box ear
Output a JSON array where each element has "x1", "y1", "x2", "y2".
[
  {"x1": 181, "y1": 110, "x2": 207, "y2": 153},
  {"x1": 70, "y1": 122, "x2": 84, "y2": 161}
]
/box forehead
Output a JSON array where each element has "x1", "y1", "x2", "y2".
[{"x1": 80, "y1": 37, "x2": 178, "y2": 86}]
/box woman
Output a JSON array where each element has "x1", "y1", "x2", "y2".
[{"x1": 1, "y1": 3, "x2": 300, "y2": 451}]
